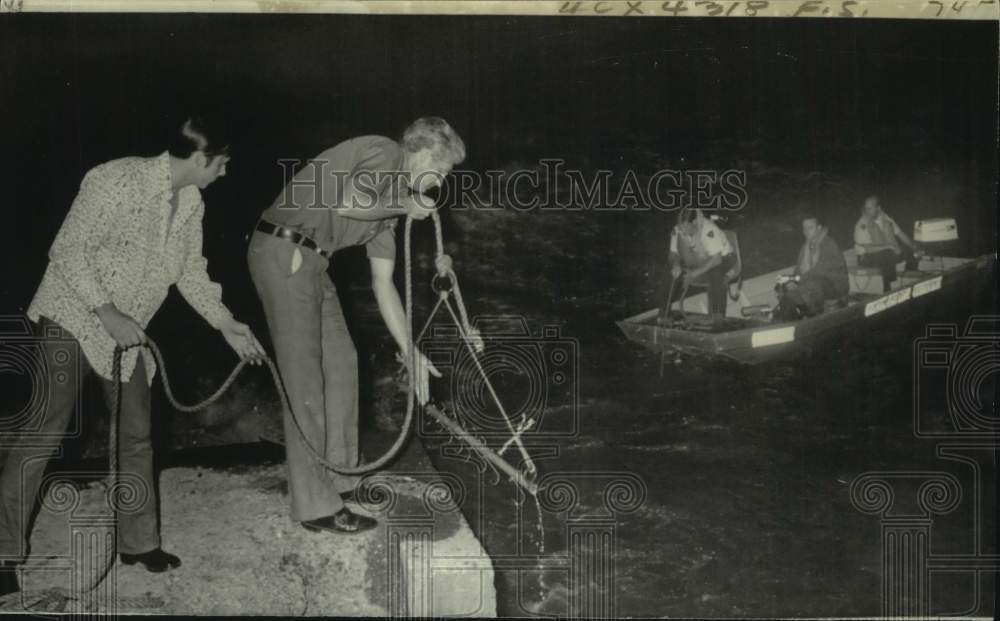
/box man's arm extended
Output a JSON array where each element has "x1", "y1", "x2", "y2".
[
  {"x1": 890, "y1": 217, "x2": 915, "y2": 249},
  {"x1": 175, "y1": 203, "x2": 234, "y2": 329},
  {"x1": 370, "y1": 255, "x2": 439, "y2": 403},
  {"x1": 176, "y1": 204, "x2": 265, "y2": 363},
  {"x1": 858, "y1": 242, "x2": 896, "y2": 253},
  {"x1": 685, "y1": 253, "x2": 722, "y2": 279}
]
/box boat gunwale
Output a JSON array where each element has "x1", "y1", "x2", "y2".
[{"x1": 617, "y1": 253, "x2": 995, "y2": 362}]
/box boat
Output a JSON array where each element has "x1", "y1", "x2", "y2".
[{"x1": 617, "y1": 247, "x2": 996, "y2": 365}]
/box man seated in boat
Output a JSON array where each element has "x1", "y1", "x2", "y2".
[
  {"x1": 853, "y1": 195, "x2": 920, "y2": 293},
  {"x1": 661, "y1": 207, "x2": 737, "y2": 321},
  {"x1": 774, "y1": 214, "x2": 849, "y2": 321}
]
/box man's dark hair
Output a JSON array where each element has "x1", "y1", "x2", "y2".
[
  {"x1": 802, "y1": 213, "x2": 824, "y2": 227},
  {"x1": 167, "y1": 116, "x2": 231, "y2": 160}
]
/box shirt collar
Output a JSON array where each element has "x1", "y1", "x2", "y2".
[
  {"x1": 808, "y1": 228, "x2": 827, "y2": 249},
  {"x1": 155, "y1": 150, "x2": 202, "y2": 206},
  {"x1": 155, "y1": 151, "x2": 173, "y2": 198},
  {"x1": 865, "y1": 211, "x2": 886, "y2": 225}
]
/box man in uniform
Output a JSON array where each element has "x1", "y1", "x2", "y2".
[
  {"x1": 853, "y1": 195, "x2": 919, "y2": 293},
  {"x1": 661, "y1": 208, "x2": 737, "y2": 320},
  {"x1": 1, "y1": 117, "x2": 265, "y2": 597},
  {"x1": 247, "y1": 117, "x2": 464, "y2": 535}
]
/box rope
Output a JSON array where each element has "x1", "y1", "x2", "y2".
[
  {"x1": 77, "y1": 213, "x2": 429, "y2": 593},
  {"x1": 84, "y1": 330, "x2": 407, "y2": 593},
  {"x1": 136, "y1": 212, "x2": 467, "y2": 477},
  {"x1": 420, "y1": 216, "x2": 533, "y2": 472},
  {"x1": 81, "y1": 210, "x2": 528, "y2": 595},
  {"x1": 429, "y1": 215, "x2": 474, "y2": 335}
]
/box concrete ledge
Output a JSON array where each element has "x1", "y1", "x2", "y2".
[
  {"x1": 398, "y1": 518, "x2": 497, "y2": 617},
  {"x1": 4, "y1": 439, "x2": 495, "y2": 616}
]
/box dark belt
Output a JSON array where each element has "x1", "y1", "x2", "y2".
[{"x1": 255, "y1": 220, "x2": 331, "y2": 259}]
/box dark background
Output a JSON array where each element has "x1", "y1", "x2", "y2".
[
  {"x1": 3, "y1": 12, "x2": 996, "y2": 416},
  {"x1": 2, "y1": 15, "x2": 996, "y2": 307},
  {"x1": 1, "y1": 14, "x2": 997, "y2": 617},
  {"x1": 1, "y1": 13, "x2": 997, "y2": 421}
]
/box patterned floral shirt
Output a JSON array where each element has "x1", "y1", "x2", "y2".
[{"x1": 27, "y1": 152, "x2": 233, "y2": 384}]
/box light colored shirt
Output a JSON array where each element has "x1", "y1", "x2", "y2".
[
  {"x1": 669, "y1": 217, "x2": 733, "y2": 267},
  {"x1": 798, "y1": 229, "x2": 828, "y2": 275},
  {"x1": 27, "y1": 152, "x2": 234, "y2": 384},
  {"x1": 854, "y1": 211, "x2": 903, "y2": 255}
]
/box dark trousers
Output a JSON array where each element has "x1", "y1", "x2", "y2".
[
  {"x1": 0, "y1": 318, "x2": 160, "y2": 562},
  {"x1": 778, "y1": 273, "x2": 841, "y2": 319},
  {"x1": 247, "y1": 232, "x2": 359, "y2": 522},
  {"x1": 859, "y1": 247, "x2": 917, "y2": 293},
  {"x1": 662, "y1": 253, "x2": 737, "y2": 316}
]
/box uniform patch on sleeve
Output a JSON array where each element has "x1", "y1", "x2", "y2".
[
  {"x1": 859, "y1": 223, "x2": 867, "y2": 230},
  {"x1": 706, "y1": 230, "x2": 715, "y2": 238}
]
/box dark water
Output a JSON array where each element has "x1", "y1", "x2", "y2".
[
  {"x1": 396, "y1": 160, "x2": 999, "y2": 615},
  {"x1": 419, "y1": 267, "x2": 997, "y2": 617}
]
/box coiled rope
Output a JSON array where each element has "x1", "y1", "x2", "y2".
[{"x1": 88, "y1": 210, "x2": 509, "y2": 593}]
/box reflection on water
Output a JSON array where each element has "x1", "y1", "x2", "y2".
[{"x1": 424, "y1": 272, "x2": 996, "y2": 618}]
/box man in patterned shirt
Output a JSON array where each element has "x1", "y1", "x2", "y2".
[
  {"x1": 0, "y1": 117, "x2": 265, "y2": 595},
  {"x1": 248, "y1": 117, "x2": 464, "y2": 534}
]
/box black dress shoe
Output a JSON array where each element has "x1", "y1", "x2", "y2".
[
  {"x1": 120, "y1": 548, "x2": 182, "y2": 573},
  {"x1": 302, "y1": 508, "x2": 377, "y2": 534},
  {"x1": 0, "y1": 561, "x2": 19, "y2": 597}
]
